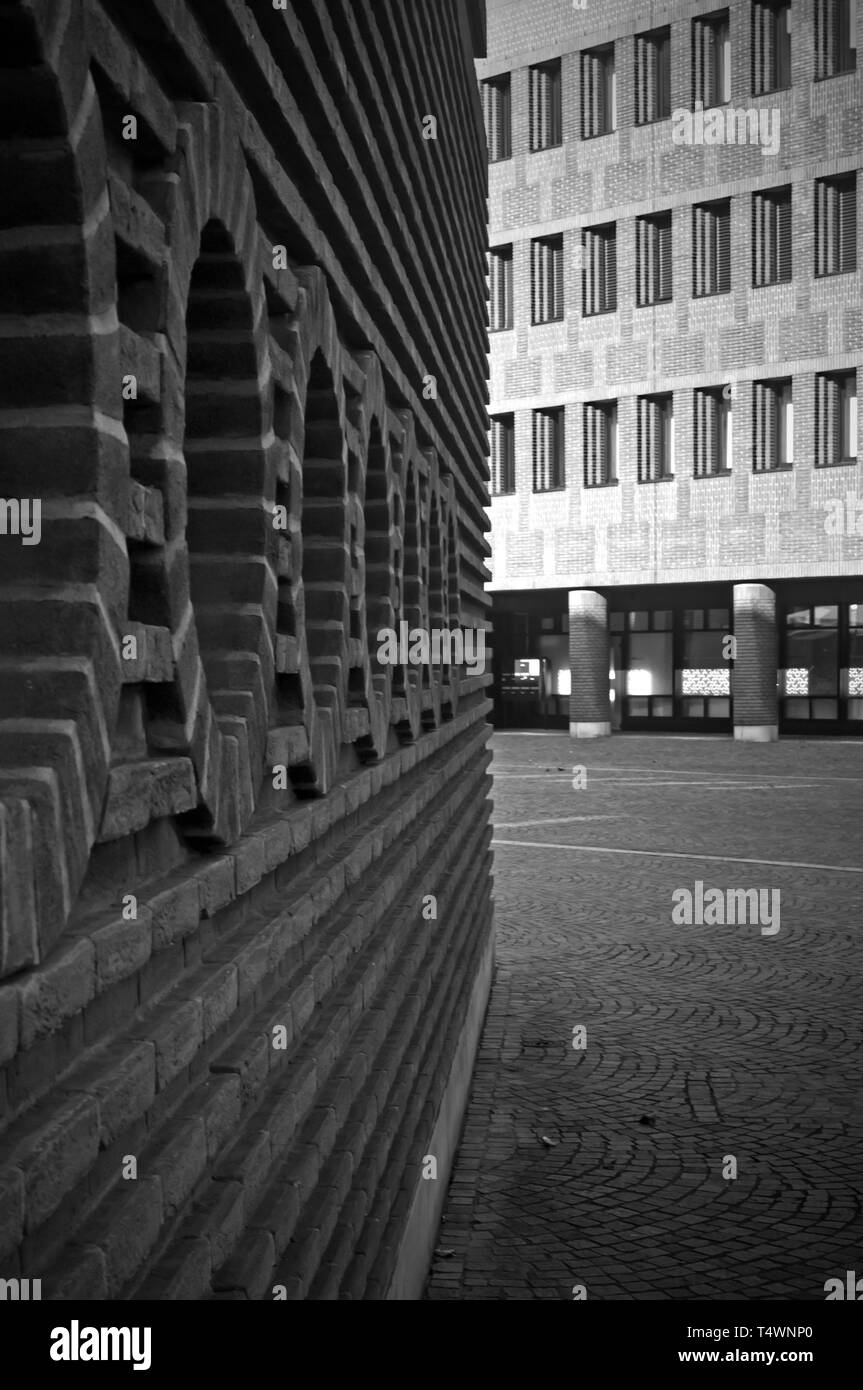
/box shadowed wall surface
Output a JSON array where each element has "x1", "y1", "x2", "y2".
[{"x1": 0, "y1": 0, "x2": 493, "y2": 1300}]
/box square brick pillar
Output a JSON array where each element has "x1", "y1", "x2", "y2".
[
  {"x1": 569, "y1": 589, "x2": 611, "y2": 737},
  {"x1": 732, "y1": 582, "x2": 778, "y2": 742}
]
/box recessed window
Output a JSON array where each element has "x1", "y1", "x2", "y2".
[
  {"x1": 583, "y1": 400, "x2": 618, "y2": 487},
  {"x1": 815, "y1": 173, "x2": 857, "y2": 276},
  {"x1": 582, "y1": 223, "x2": 617, "y2": 315},
  {"x1": 533, "y1": 407, "x2": 565, "y2": 491},
  {"x1": 816, "y1": 370, "x2": 857, "y2": 465},
  {"x1": 636, "y1": 211, "x2": 673, "y2": 305},
  {"x1": 529, "y1": 59, "x2": 562, "y2": 150},
  {"x1": 815, "y1": 0, "x2": 856, "y2": 77},
  {"x1": 752, "y1": 1, "x2": 792, "y2": 93},
  {"x1": 637, "y1": 393, "x2": 674, "y2": 481},
  {"x1": 752, "y1": 186, "x2": 792, "y2": 285},
  {"x1": 693, "y1": 386, "x2": 732, "y2": 476},
  {"x1": 489, "y1": 245, "x2": 513, "y2": 331},
  {"x1": 482, "y1": 75, "x2": 511, "y2": 161},
  {"x1": 753, "y1": 378, "x2": 793, "y2": 471},
  {"x1": 635, "y1": 27, "x2": 671, "y2": 123},
  {"x1": 693, "y1": 199, "x2": 731, "y2": 296},
  {"x1": 692, "y1": 9, "x2": 731, "y2": 108},
  {"x1": 531, "y1": 235, "x2": 563, "y2": 324},
  {"x1": 581, "y1": 43, "x2": 616, "y2": 137},
  {"x1": 490, "y1": 414, "x2": 515, "y2": 495}
]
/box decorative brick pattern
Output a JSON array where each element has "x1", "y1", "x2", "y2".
[
  {"x1": 0, "y1": 0, "x2": 493, "y2": 1299},
  {"x1": 483, "y1": 0, "x2": 863, "y2": 595}
]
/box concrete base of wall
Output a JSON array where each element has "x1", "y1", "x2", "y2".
[
  {"x1": 385, "y1": 925, "x2": 495, "y2": 1301},
  {"x1": 569, "y1": 721, "x2": 611, "y2": 738},
  {"x1": 734, "y1": 724, "x2": 779, "y2": 742}
]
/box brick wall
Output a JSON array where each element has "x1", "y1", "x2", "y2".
[
  {"x1": 482, "y1": 0, "x2": 863, "y2": 593},
  {"x1": 0, "y1": 0, "x2": 493, "y2": 1299}
]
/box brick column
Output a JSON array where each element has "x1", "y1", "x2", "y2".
[
  {"x1": 568, "y1": 589, "x2": 610, "y2": 737},
  {"x1": 732, "y1": 582, "x2": 778, "y2": 741}
]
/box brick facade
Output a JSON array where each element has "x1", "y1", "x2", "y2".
[
  {"x1": 568, "y1": 589, "x2": 611, "y2": 733},
  {"x1": 482, "y1": 0, "x2": 863, "y2": 595},
  {"x1": 0, "y1": 0, "x2": 492, "y2": 1299},
  {"x1": 732, "y1": 582, "x2": 779, "y2": 737}
]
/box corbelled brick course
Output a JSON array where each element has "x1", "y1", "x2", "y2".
[{"x1": 0, "y1": 0, "x2": 492, "y2": 1300}]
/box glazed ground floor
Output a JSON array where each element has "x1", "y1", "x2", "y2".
[{"x1": 492, "y1": 577, "x2": 863, "y2": 738}]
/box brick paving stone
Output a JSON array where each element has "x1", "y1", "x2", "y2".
[{"x1": 425, "y1": 734, "x2": 863, "y2": 1301}]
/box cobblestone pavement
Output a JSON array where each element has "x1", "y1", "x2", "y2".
[{"x1": 425, "y1": 734, "x2": 863, "y2": 1301}]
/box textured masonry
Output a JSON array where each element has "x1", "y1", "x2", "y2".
[
  {"x1": 732, "y1": 583, "x2": 779, "y2": 741},
  {"x1": 568, "y1": 589, "x2": 611, "y2": 737},
  {"x1": 0, "y1": 0, "x2": 492, "y2": 1299}
]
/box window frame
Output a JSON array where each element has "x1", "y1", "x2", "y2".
[{"x1": 532, "y1": 406, "x2": 566, "y2": 492}]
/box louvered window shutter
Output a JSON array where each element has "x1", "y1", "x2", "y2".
[
  {"x1": 482, "y1": 82, "x2": 493, "y2": 154},
  {"x1": 703, "y1": 22, "x2": 713, "y2": 103},
  {"x1": 839, "y1": 178, "x2": 857, "y2": 271},
  {"x1": 553, "y1": 241, "x2": 562, "y2": 317},
  {"x1": 753, "y1": 193, "x2": 764, "y2": 286},
  {"x1": 657, "y1": 34, "x2": 670, "y2": 117},
  {"x1": 716, "y1": 204, "x2": 730, "y2": 291},
  {"x1": 764, "y1": 385, "x2": 777, "y2": 469},
  {"x1": 694, "y1": 206, "x2": 705, "y2": 296},
  {"x1": 605, "y1": 230, "x2": 617, "y2": 310},
  {"x1": 753, "y1": 382, "x2": 765, "y2": 471},
  {"x1": 582, "y1": 232, "x2": 592, "y2": 316},
  {"x1": 753, "y1": 4, "x2": 765, "y2": 94},
  {"x1": 762, "y1": 8, "x2": 775, "y2": 93},
  {"x1": 777, "y1": 193, "x2": 792, "y2": 280},
  {"x1": 529, "y1": 68, "x2": 538, "y2": 150},
  {"x1": 817, "y1": 0, "x2": 831, "y2": 78},
  {"x1": 776, "y1": 5, "x2": 791, "y2": 87},
  {"x1": 817, "y1": 375, "x2": 839, "y2": 466},
  {"x1": 657, "y1": 217, "x2": 672, "y2": 299},
  {"x1": 636, "y1": 37, "x2": 647, "y2": 125}
]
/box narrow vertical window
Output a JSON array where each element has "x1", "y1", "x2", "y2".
[
  {"x1": 816, "y1": 370, "x2": 857, "y2": 465},
  {"x1": 490, "y1": 414, "x2": 515, "y2": 494},
  {"x1": 637, "y1": 394, "x2": 674, "y2": 481},
  {"x1": 531, "y1": 235, "x2": 564, "y2": 323},
  {"x1": 752, "y1": 1, "x2": 792, "y2": 94},
  {"x1": 753, "y1": 379, "x2": 793, "y2": 471},
  {"x1": 489, "y1": 245, "x2": 513, "y2": 331},
  {"x1": 533, "y1": 407, "x2": 566, "y2": 491},
  {"x1": 529, "y1": 59, "x2": 562, "y2": 150},
  {"x1": 693, "y1": 10, "x2": 731, "y2": 107},
  {"x1": 815, "y1": 173, "x2": 857, "y2": 275},
  {"x1": 583, "y1": 401, "x2": 618, "y2": 486},
  {"x1": 693, "y1": 199, "x2": 731, "y2": 296},
  {"x1": 752, "y1": 186, "x2": 792, "y2": 285},
  {"x1": 482, "y1": 75, "x2": 512, "y2": 161},
  {"x1": 635, "y1": 27, "x2": 671, "y2": 124},
  {"x1": 694, "y1": 387, "x2": 733, "y2": 476},
  {"x1": 636, "y1": 211, "x2": 673, "y2": 305},
  {"x1": 581, "y1": 43, "x2": 616, "y2": 137},
  {"x1": 582, "y1": 224, "x2": 617, "y2": 315},
  {"x1": 815, "y1": 0, "x2": 856, "y2": 77}
]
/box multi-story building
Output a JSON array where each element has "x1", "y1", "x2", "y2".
[{"x1": 481, "y1": 0, "x2": 863, "y2": 739}]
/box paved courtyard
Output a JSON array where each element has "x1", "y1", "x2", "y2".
[{"x1": 425, "y1": 733, "x2": 863, "y2": 1301}]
